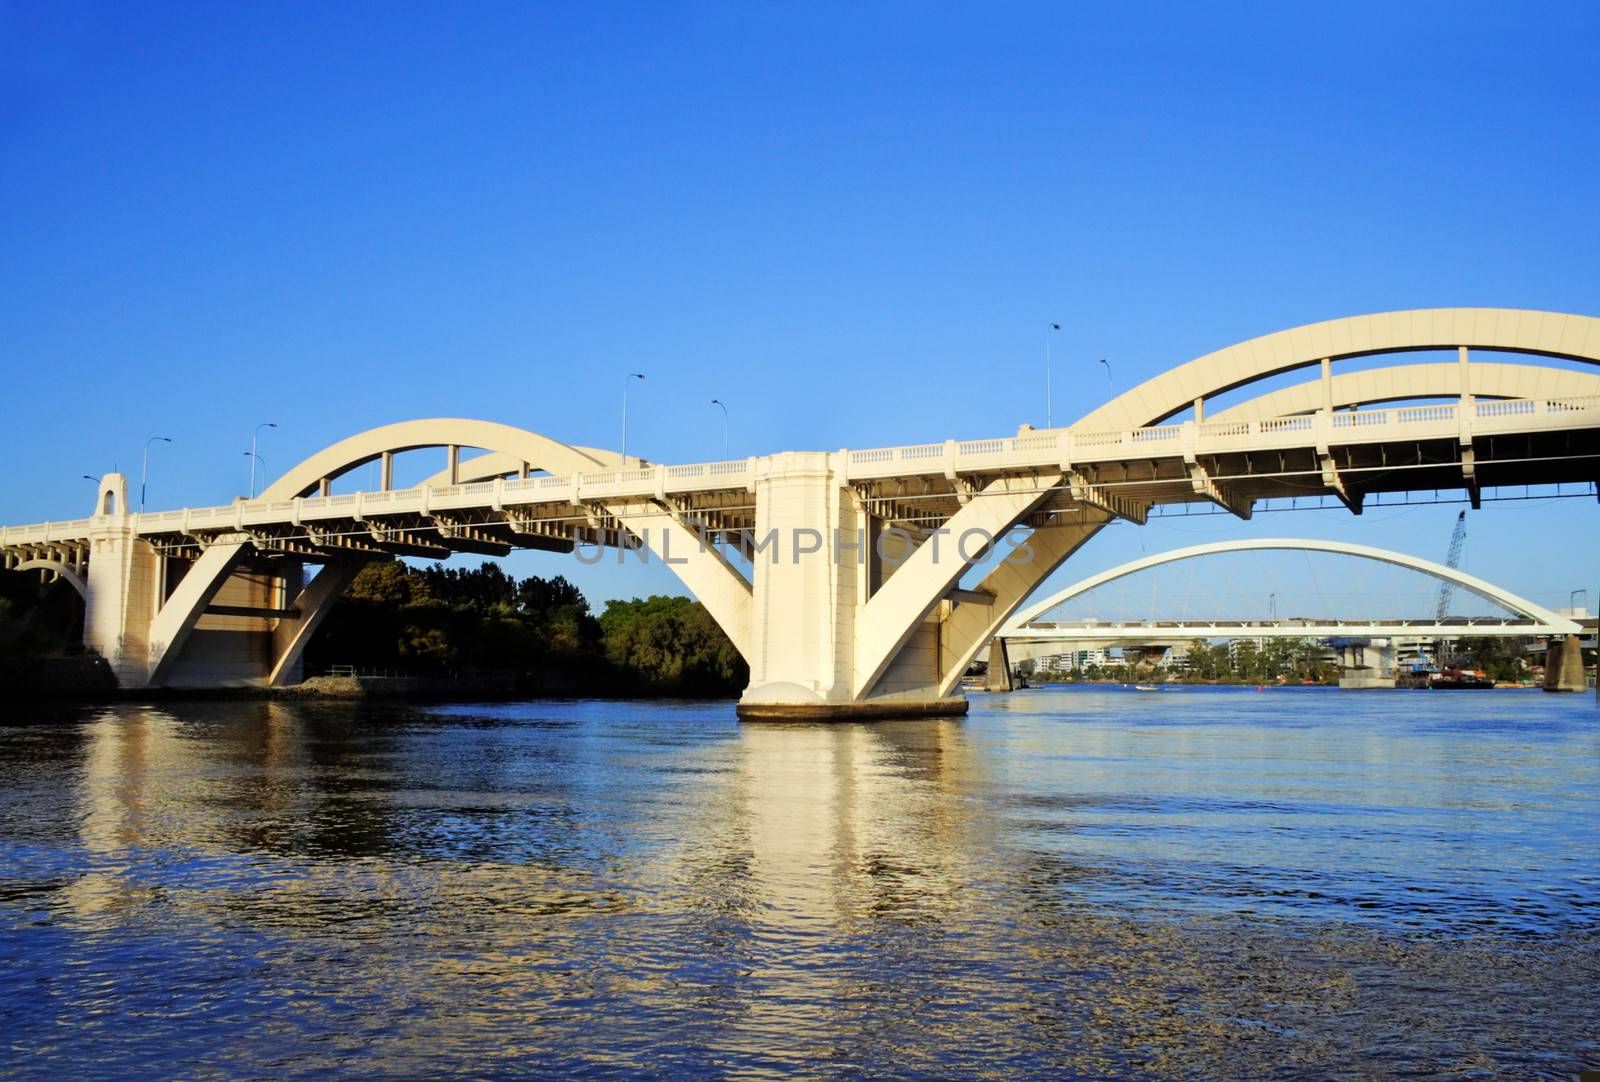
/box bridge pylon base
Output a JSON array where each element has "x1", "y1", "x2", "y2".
[
  {"x1": 736, "y1": 696, "x2": 969, "y2": 722},
  {"x1": 1543, "y1": 634, "x2": 1588, "y2": 693}
]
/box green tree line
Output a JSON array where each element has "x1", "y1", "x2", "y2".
[{"x1": 305, "y1": 559, "x2": 746, "y2": 696}]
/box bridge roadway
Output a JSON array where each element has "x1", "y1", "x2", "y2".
[
  {"x1": 4, "y1": 307, "x2": 1600, "y2": 717},
  {"x1": 8, "y1": 390, "x2": 1600, "y2": 563}
]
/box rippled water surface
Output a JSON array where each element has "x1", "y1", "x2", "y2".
[{"x1": 1, "y1": 686, "x2": 1596, "y2": 1079}]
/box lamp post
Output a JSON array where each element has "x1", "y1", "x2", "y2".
[
  {"x1": 141, "y1": 436, "x2": 172, "y2": 513},
  {"x1": 1098, "y1": 357, "x2": 1112, "y2": 386},
  {"x1": 621, "y1": 373, "x2": 645, "y2": 464},
  {"x1": 709, "y1": 398, "x2": 729, "y2": 459},
  {"x1": 244, "y1": 450, "x2": 268, "y2": 499},
  {"x1": 1046, "y1": 323, "x2": 1061, "y2": 428},
  {"x1": 248, "y1": 422, "x2": 277, "y2": 498}
]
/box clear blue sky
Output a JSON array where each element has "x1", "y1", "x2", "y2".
[{"x1": 3, "y1": 2, "x2": 1596, "y2": 611}]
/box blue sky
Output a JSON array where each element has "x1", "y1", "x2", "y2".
[{"x1": 3, "y1": 2, "x2": 1597, "y2": 612}]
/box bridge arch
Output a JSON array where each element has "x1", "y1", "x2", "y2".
[
  {"x1": 10, "y1": 559, "x2": 87, "y2": 601},
  {"x1": 1072, "y1": 308, "x2": 1600, "y2": 431},
  {"x1": 258, "y1": 419, "x2": 620, "y2": 500},
  {"x1": 1003, "y1": 538, "x2": 1582, "y2": 636},
  {"x1": 1211, "y1": 362, "x2": 1600, "y2": 422},
  {"x1": 145, "y1": 418, "x2": 752, "y2": 688},
  {"x1": 937, "y1": 309, "x2": 1600, "y2": 695}
]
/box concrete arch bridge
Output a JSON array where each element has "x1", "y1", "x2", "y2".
[{"x1": 4, "y1": 307, "x2": 1599, "y2": 716}]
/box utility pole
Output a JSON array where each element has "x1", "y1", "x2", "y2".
[
  {"x1": 621, "y1": 373, "x2": 645, "y2": 463},
  {"x1": 1045, "y1": 323, "x2": 1061, "y2": 427},
  {"x1": 249, "y1": 422, "x2": 277, "y2": 498},
  {"x1": 141, "y1": 436, "x2": 172, "y2": 513},
  {"x1": 709, "y1": 399, "x2": 729, "y2": 459}
]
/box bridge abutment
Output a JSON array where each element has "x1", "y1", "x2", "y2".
[{"x1": 83, "y1": 477, "x2": 162, "y2": 685}]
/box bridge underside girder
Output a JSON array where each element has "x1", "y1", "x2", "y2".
[{"x1": 1037, "y1": 430, "x2": 1600, "y2": 523}]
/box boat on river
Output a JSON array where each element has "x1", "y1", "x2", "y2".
[{"x1": 1429, "y1": 665, "x2": 1494, "y2": 690}]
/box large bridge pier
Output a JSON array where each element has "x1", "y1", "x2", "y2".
[
  {"x1": 985, "y1": 638, "x2": 1014, "y2": 693},
  {"x1": 735, "y1": 452, "x2": 973, "y2": 720},
  {"x1": 734, "y1": 452, "x2": 1081, "y2": 719},
  {"x1": 1543, "y1": 635, "x2": 1588, "y2": 692}
]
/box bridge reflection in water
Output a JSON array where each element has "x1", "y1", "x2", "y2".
[{"x1": 4, "y1": 696, "x2": 1593, "y2": 1077}]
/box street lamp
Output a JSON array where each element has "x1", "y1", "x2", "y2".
[
  {"x1": 621, "y1": 374, "x2": 645, "y2": 464},
  {"x1": 1098, "y1": 357, "x2": 1112, "y2": 386},
  {"x1": 709, "y1": 398, "x2": 729, "y2": 459},
  {"x1": 248, "y1": 422, "x2": 277, "y2": 498},
  {"x1": 141, "y1": 436, "x2": 172, "y2": 513},
  {"x1": 244, "y1": 450, "x2": 268, "y2": 498},
  {"x1": 1046, "y1": 323, "x2": 1061, "y2": 428}
]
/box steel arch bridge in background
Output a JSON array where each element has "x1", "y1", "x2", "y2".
[{"x1": 999, "y1": 538, "x2": 1584, "y2": 646}]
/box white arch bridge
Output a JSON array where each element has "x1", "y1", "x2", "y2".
[
  {"x1": 997, "y1": 538, "x2": 1584, "y2": 665},
  {"x1": 4, "y1": 307, "x2": 1600, "y2": 716}
]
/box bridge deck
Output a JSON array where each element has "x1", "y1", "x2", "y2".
[{"x1": 4, "y1": 394, "x2": 1598, "y2": 565}]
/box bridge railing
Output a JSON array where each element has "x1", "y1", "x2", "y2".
[{"x1": 843, "y1": 393, "x2": 1600, "y2": 480}]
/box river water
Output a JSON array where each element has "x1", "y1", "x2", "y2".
[{"x1": 0, "y1": 686, "x2": 1595, "y2": 1079}]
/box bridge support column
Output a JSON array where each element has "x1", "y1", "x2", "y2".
[
  {"x1": 985, "y1": 637, "x2": 1014, "y2": 693},
  {"x1": 1543, "y1": 634, "x2": 1587, "y2": 692},
  {"x1": 736, "y1": 452, "x2": 967, "y2": 721},
  {"x1": 739, "y1": 453, "x2": 870, "y2": 718}
]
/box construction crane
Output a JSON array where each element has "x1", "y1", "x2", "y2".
[
  {"x1": 1435, "y1": 510, "x2": 1467, "y2": 621},
  {"x1": 1431, "y1": 510, "x2": 1468, "y2": 667}
]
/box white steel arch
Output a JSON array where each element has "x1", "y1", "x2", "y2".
[{"x1": 1003, "y1": 538, "x2": 1582, "y2": 636}]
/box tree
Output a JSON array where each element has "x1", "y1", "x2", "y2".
[
  {"x1": 599, "y1": 595, "x2": 747, "y2": 694},
  {"x1": 303, "y1": 561, "x2": 741, "y2": 695}
]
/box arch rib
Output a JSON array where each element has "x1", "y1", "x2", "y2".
[
  {"x1": 11, "y1": 559, "x2": 87, "y2": 600},
  {"x1": 1072, "y1": 307, "x2": 1600, "y2": 431},
  {"x1": 1003, "y1": 538, "x2": 1582, "y2": 636},
  {"x1": 1212, "y1": 362, "x2": 1600, "y2": 422},
  {"x1": 141, "y1": 419, "x2": 753, "y2": 687},
  {"x1": 258, "y1": 419, "x2": 614, "y2": 499}
]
